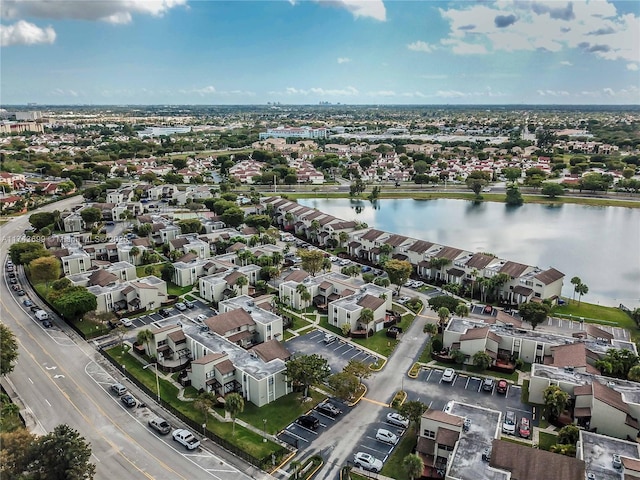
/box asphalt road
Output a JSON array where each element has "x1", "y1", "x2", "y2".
[{"x1": 0, "y1": 197, "x2": 267, "y2": 480}]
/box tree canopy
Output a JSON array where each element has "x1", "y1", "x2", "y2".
[
  {"x1": 284, "y1": 354, "x2": 331, "y2": 398},
  {"x1": 518, "y1": 302, "x2": 550, "y2": 330},
  {"x1": 299, "y1": 249, "x2": 325, "y2": 276},
  {"x1": 0, "y1": 324, "x2": 18, "y2": 376},
  {"x1": 384, "y1": 259, "x2": 412, "y2": 293},
  {"x1": 29, "y1": 256, "x2": 61, "y2": 287},
  {"x1": 49, "y1": 286, "x2": 97, "y2": 320}
]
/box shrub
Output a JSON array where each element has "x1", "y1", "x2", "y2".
[{"x1": 431, "y1": 337, "x2": 443, "y2": 353}]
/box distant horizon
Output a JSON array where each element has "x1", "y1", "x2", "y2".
[{"x1": 1, "y1": 1, "x2": 638, "y2": 105}]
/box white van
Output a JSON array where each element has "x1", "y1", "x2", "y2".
[{"x1": 35, "y1": 310, "x2": 49, "y2": 321}]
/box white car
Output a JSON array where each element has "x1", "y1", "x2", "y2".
[
  {"x1": 398, "y1": 296, "x2": 411, "y2": 304},
  {"x1": 442, "y1": 368, "x2": 456, "y2": 383},
  {"x1": 353, "y1": 452, "x2": 383, "y2": 473},
  {"x1": 195, "y1": 314, "x2": 208, "y2": 323},
  {"x1": 339, "y1": 259, "x2": 350, "y2": 267},
  {"x1": 120, "y1": 318, "x2": 133, "y2": 327},
  {"x1": 386, "y1": 412, "x2": 409, "y2": 428},
  {"x1": 175, "y1": 302, "x2": 187, "y2": 311},
  {"x1": 413, "y1": 280, "x2": 425, "y2": 288},
  {"x1": 376, "y1": 428, "x2": 399, "y2": 445},
  {"x1": 329, "y1": 256, "x2": 339, "y2": 263},
  {"x1": 172, "y1": 429, "x2": 200, "y2": 450}
]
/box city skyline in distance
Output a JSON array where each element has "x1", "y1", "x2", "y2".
[{"x1": 1, "y1": 0, "x2": 639, "y2": 106}]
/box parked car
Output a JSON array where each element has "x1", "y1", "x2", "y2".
[
  {"x1": 121, "y1": 394, "x2": 137, "y2": 408},
  {"x1": 159, "y1": 308, "x2": 171, "y2": 317},
  {"x1": 120, "y1": 318, "x2": 133, "y2": 327},
  {"x1": 518, "y1": 417, "x2": 530, "y2": 438},
  {"x1": 296, "y1": 414, "x2": 320, "y2": 431},
  {"x1": 172, "y1": 429, "x2": 201, "y2": 450},
  {"x1": 442, "y1": 368, "x2": 456, "y2": 383},
  {"x1": 482, "y1": 378, "x2": 495, "y2": 392},
  {"x1": 338, "y1": 259, "x2": 350, "y2": 266},
  {"x1": 148, "y1": 417, "x2": 171, "y2": 435},
  {"x1": 502, "y1": 411, "x2": 516, "y2": 435},
  {"x1": 375, "y1": 428, "x2": 399, "y2": 445},
  {"x1": 482, "y1": 447, "x2": 491, "y2": 462},
  {"x1": 323, "y1": 334, "x2": 336, "y2": 344},
  {"x1": 195, "y1": 314, "x2": 208, "y2": 323},
  {"x1": 316, "y1": 401, "x2": 341, "y2": 417},
  {"x1": 361, "y1": 266, "x2": 372, "y2": 273},
  {"x1": 175, "y1": 302, "x2": 187, "y2": 311},
  {"x1": 496, "y1": 379, "x2": 508, "y2": 394},
  {"x1": 353, "y1": 452, "x2": 383, "y2": 473},
  {"x1": 398, "y1": 296, "x2": 410, "y2": 304},
  {"x1": 386, "y1": 412, "x2": 409, "y2": 428},
  {"x1": 613, "y1": 454, "x2": 622, "y2": 469},
  {"x1": 184, "y1": 300, "x2": 195, "y2": 309},
  {"x1": 111, "y1": 383, "x2": 127, "y2": 396}
]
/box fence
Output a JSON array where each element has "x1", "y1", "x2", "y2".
[{"x1": 99, "y1": 349, "x2": 292, "y2": 471}]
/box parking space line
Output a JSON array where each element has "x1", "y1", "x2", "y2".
[
  {"x1": 282, "y1": 430, "x2": 309, "y2": 443},
  {"x1": 464, "y1": 377, "x2": 470, "y2": 389},
  {"x1": 425, "y1": 370, "x2": 433, "y2": 381}
]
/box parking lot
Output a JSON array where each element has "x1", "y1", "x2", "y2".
[
  {"x1": 285, "y1": 330, "x2": 379, "y2": 374},
  {"x1": 125, "y1": 298, "x2": 216, "y2": 328},
  {"x1": 409, "y1": 367, "x2": 533, "y2": 427},
  {"x1": 278, "y1": 398, "x2": 346, "y2": 449}
]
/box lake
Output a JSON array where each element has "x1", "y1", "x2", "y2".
[{"x1": 298, "y1": 198, "x2": 640, "y2": 309}]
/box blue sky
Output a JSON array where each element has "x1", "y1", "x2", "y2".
[{"x1": 1, "y1": 0, "x2": 638, "y2": 105}]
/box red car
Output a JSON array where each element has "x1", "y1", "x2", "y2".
[
  {"x1": 518, "y1": 417, "x2": 530, "y2": 438},
  {"x1": 497, "y1": 379, "x2": 508, "y2": 394}
]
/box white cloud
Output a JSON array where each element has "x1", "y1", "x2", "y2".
[
  {"x1": 536, "y1": 89, "x2": 570, "y2": 97},
  {"x1": 435, "y1": 90, "x2": 468, "y2": 98},
  {"x1": 439, "y1": 1, "x2": 639, "y2": 62},
  {"x1": 407, "y1": 41, "x2": 436, "y2": 53},
  {"x1": 560, "y1": 61, "x2": 573, "y2": 66},
  {"x1": 441, "y1": 38, "x2": 488, "y2": 55},
  {"x1": 1, "y1": 0, "x2": 187, "y2": 24},
  {"x1": 627, "y1": 63, "x2": 639, "y2": 71},
  {"x1": 179, "y1": 85, "x2": 255, "y2": 97},
  {"x1": 290, "y1": 0, "x2": 385, "y2": 21},
  {"x1": 0, "y1": 20, "x2": 55, "y2": 46},
  {"x1": 337, "y1": 57, "x2": 351, "y2": 64},
  {"x1": 420, "y1": 74, "x2": 448, "y2": 80}
]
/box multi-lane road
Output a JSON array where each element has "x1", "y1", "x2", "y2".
[{"x1": 0, "y1": 197, "x2": 270, "y2": 480}]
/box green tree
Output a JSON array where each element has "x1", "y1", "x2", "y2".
[
  {"x1": 628, "y1": 365, "x2": 640, "y2": 382},
  {"x1": 235, "y1": 275, "x2": 248, "y2": 295},
  {"x1": 518, "y1": 302, "x2": 550, "y2": 330},
  {"x1": 502, "y1": 167, "x2": 522, "y2": 183},
  {"x1": 576, "y1": 282, "x2": 589, "y2": 306},
  {"x1": 423, "y1": 323, "x2": 438, "y2": 335},
  {"x1": 344, "y1": 359, "x2": 372, "y2": 386},
  {"x1": 9, "y1": 242, "x2": 49, "y2": 265},
  {"x1": 399, "y1": 400, "x2": 427, "y2": 427},
  {"x1": 25, "y1": 424, "x2": 96, "y2": 480},
  {"x1": 349, "y1": 179, "x2": 366, "y2": 197},
  {"x1": 384, "y1": 259, "x2": 412, "y2": 294},
  {"x1": 29, "y1": 212, "x2": 55, "y2": 231},
  {"x1": 595, "y1": 348, "x2": 639, "y2": 379},
  {"x1": 49, "y1": 286, "x2": 97, "y2": 320},
  {"x1": 80, "y1": 207, "x2": 103, "y2": 228},
  {"x1": 221, "y1": 207, "x2": 245, "y2": 227},
  {"x1": 543, "y1": 385, "x2": 569, "y2": 419},
  {"x1": 178, "y1": 219, "x2": 202, "y2": 234},
  {"x1": 428, "y1": 295, "x2": 460, "y2": 312},
  {"x1": 557, "y1": 425, "x2": 580, "y2": 446},
  {"x1": 541, "y1": 182, "x2": 565, "y2": 199},
  {"x1": 327, "y1": 372, "x2": 360, "y2": 401},
  {"x1": 455, "y1": 304, "x2": 469, "y2": 318},
  {"x1": 284, "y1": 354, "x2": 331, "y2": 398},
  {"x1": 505, "y1": 184, "x2": 523, "y2": 206},
  {"x1": 244, "y1": 214, "x2": 272, "y2": 230},
  {"x1": 570, "y1": 276, "x2": 581, "y2": 303},
  {"x1": 224, "y1": 392, "x2": 245, "y2": 435},
  {"x1": 29, "y1": 256, "x2": 61, "y2": 288},
  {"x1": 299, "y1": 249, "x2": 325, "y2": 276},
  {"x1": 0, "y1": 428, "x2": 36, "y2": 478},
  {"x1": 403, "y1": 453, "x2": 424, "y2": 480},
  {"x1": 136, "y1": 329, "x2": 153, "y2": 356},
  {"x1": 360, "y1": 308, "x2": 374, "y2": 332},
  {"x1": 472, "y1": 351, "x2": 492, "y2": 371},
  {"x1": 0, "y1": 324, "x2": 18, "y2": 376},
  {"x1": 437, "y1": 307, "x2": 450, "y2": 327},
  {"x1": 194, "y1": 391, "x2": 216, "y2": 429},
  {"x1": 465, "y1": 170, "x2": 490, "y2": 196}
]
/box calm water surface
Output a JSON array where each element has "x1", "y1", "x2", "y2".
[{"x1": 298, "y1": 198, "x2": 640, "y2": 309}]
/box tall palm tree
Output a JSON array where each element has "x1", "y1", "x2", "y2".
[
  {"x1": 338, "y1": 231, "x2": 349, "y2": 248},
  {"x1": 137, "y1": 329, "x2": 154, "y2": 357},
  {"x1": 470, "y1": 268, "x2": 479, "y2": 300},
  {"x1": 225, "y1": 393, "x2": 245, "y2": 435},
  {"x1": 284, "y1": 212, "x2": 294, "y2": 229},
  {"x1": 360, "y1": 308, "x2": 374, "y2": 337},
  {"x1": 576, "y1": 282, "x2": 589, "y2": 306},
  {"x1": 130, "y1": 246, "x2": 140, "y2": 264},
  {"x1": 403, "y1": 453, "x2": 424, "y2": 480},
  {"x1": 235, "y1": 275, "x2": 248, "y2": 295},
  {"x1": 194, "y1": 391, "x2": 216, "y2": 429},
  {"x1": 570, "y1": 276, "x2": 582, "y2": 303}
]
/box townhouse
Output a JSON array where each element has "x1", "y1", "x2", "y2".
[{"x1": 87, "y1": 275, "x2": 167, "y2": 315}]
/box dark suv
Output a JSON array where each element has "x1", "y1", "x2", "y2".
[
  {"x1": 482, "y1": 378, "x2": 495, "y2": 392},
  {"x1": 296, "y1": 414, "x2": 320, "y2": 430},
  {"x1": 316, "y1": 401, "x2": 341, "y2": 417}
]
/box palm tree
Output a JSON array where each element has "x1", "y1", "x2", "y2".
[
  {"x1": 136, "y1": 329, "x2": 154, "y2": 357},
  {"x1": 308, "y1": 219, "x2": 320, "y2": 242},
  {"x1": 235, "y1": 275, "x2": 248, "y2": 295},
  {"x1": 424, "y1": 323, "x2": 438, "y2": 335},
  {"x1": 570, "y1": 276, "x2": 581, "y2": 303},
  {"x1": 576, "y1": 282, "x2": 589, "y2": 306},
  {"x1": 429, "y1": 257, "x2": 451, "y2": 280},
  {"x1": 455, "y1": 304, "x2": 469, "y2": 318},
  {"x1": 194, "y1": 391, "x2": 216, "y2": 428},
  {"x1": 360, "y1": 308, "x2": 374, "y2": 337},
  {"x1": 470, "y1": 268, "x2": 479, "y2": 299},
  {"x1": 492, "y1": 272, "x2": 510, "y2": 303},
  {"x1": 224, "y1": 392, "x2": 245, "y2": 435},
  {"x1": 284, "y1": 212, "x2": 294, "y2": 228},
  {"x1": 271, "y1": 252, "x2": 283, "y2": 266},
  {"x1": 403, "y1": 453, "x2": 424, "y2": 480},
  {"x1": 321, "y1": 257, "x2": 332, "y2": 273},
  {"x1": 289, "y1": 460, "x2": 302, "y2": 479},
  {"x1": 437, "y1": 307, "x2": 450, "y2": 327},
  {"x1": 130, "y1": 246, "x2": 140, "y2": 264},
  {"x1": 338, "y1": 231, "x2": 349, "y2": 248},
  {"x1": 296, "y1": 284, "x2": 309, "y2": 308}
]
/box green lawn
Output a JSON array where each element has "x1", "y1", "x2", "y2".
[
  {"x1": 501, "y1": 437, "x2": 532, "y2": 447},
  {"x1": 552, "y1": 300, "x2": 634, "y2": 328},
  {"x1": 538, "y1": 431, "x2": 558, "y2": 451},
  {"x1": 291, "y1": 316, "x2": 312, "y2": 331},
  {"x1": 236, "y1": 391, "x2": 326, "y2": 434},
  {"x1": 104, "y1": 347, "x2": 282, "y2": 459},
  {"x1": 135, "y1": 262, "x2": 165, "y2": 278},
  {"x1": 167, "y1": 282, "x2": 194, "y2": 296},
  {"x1": 283, "y1": 330, "x2": 296, "y2": 341},
  {"x1": 380, "y1": 425, "x2": 418, "y2": 479}
]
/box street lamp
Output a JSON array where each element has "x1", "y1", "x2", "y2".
[
  {"x1": 263, "y1": 418, "x2": 267, "y2": 442},
  {"x1": 143, "y1": 363, "x2": 160, "y2": 403}
]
